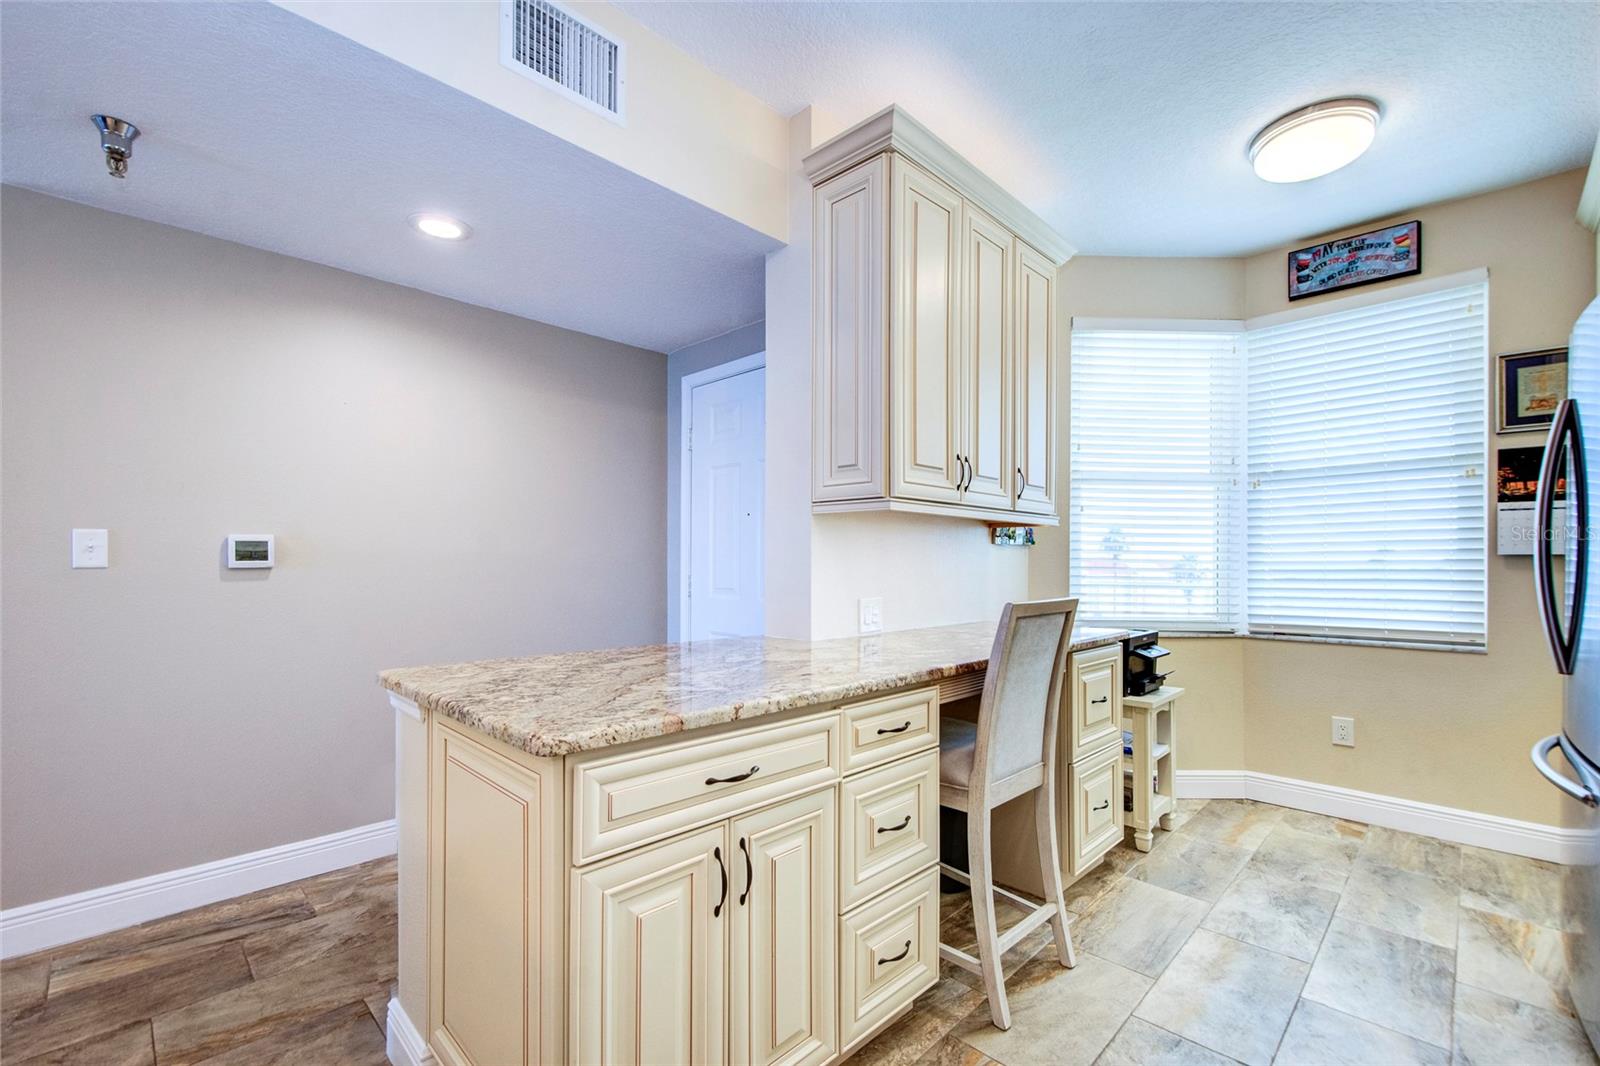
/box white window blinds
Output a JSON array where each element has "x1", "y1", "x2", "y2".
[
  {"x1": 1245, "y1": 279, "x2": 1488, "y2": 646},
  {"x1": 1069, "y1": 323, "x2": 1244, "y2": 632}
]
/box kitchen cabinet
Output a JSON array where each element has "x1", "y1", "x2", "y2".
[{"x1": 806, "y1": 105, "x2": 1073, "y2": 523}]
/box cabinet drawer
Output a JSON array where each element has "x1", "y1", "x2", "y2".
[
  {"x1": 842, "y1": 687, "x2": 938, "y2": 773},
  {"x1": 1066, "y1": 744, "x2": 1123, "y2": 877},
  {"x1": 571, "y1": 712, "x2": 840, "y2": 865},
  {"x1": 1067, "y1": 644, "x2": 1122, "y2": 763},
  {"x1": 838, "y1": 750, "x2": 938, "y2": 911},
  {"x1": 838, "y1": 868, "x2": 940, "y2": 1050}
]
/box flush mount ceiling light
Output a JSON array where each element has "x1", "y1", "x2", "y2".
[
  {"x1": 408, "y1": 213, "x2": 471, "y2": 241},
  {"x1": 1249, "y1": 98, "x2": 1380, "y2": 183}
]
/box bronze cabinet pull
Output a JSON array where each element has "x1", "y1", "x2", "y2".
[
  {"x1": 705, "y1": 765, "x2": 759, "y2": 786},
  {"x1": 713, "y1": 846, "x2": 727, "y2": 917},
  {"x1": 877, "y1": 815, "x2": 912, "y2": 834},
  {"x1": 738, "y1": 837, "x2": 753, "y2": 905},
  {"x1": 1092, "y1": 799, "x2": 1110, "y2": 812},
  {"x1": 1016, "y1": 466, "x2": 1024, "y2": 496},
  {"x1": 876, "y1": 721, "x2": 912, "y2": 735},
  {"x1": 1091, "y1": 697, "x2": 1109, "y2": 705},
  {"x1": 878, "y1": 940, "x2": 912, "y2": 965}
]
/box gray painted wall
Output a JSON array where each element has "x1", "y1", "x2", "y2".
[
  {"x1": 0, "y1": 187, "x2": 668, "y2": 906},
  {"x1": 665, "y1": 321, "x2": 765, "y2": 639}
]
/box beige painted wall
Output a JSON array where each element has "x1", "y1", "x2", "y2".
[
  {"x1": 1035, "y1": 170, "x2": 1595, "y2": 824},
  {"x1": 1238, "y1": 169, "x2": 1592, "y2": 825},
  {"x1": 0, "y1": 187, "x2": 668, "y2": 906},
  {"x1": 278, "y1": 0, "x2": 790, "y2": 242}
]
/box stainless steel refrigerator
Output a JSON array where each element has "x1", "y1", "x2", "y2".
[{"x1": 1531, "y1": 292, "x2": 1600, "y2": 1052}]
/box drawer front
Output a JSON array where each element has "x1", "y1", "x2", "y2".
[
  {"x1": 838, "y1": 750, "x2": 939, "y2": 911},
  {"x1": 1068, "y1": 644, "x2": 1123, "y2": 763},
  {"x1": 838, "y1": 868, "x2": 940, "y2": 1050},
  {"x1": 1066, "y1": 744, "x2": 1123, "y2": 877},
  {"x1": 571, "y1": 712, "x2": 840, "y2": 865},
  {"x1": 842, "y1": 687, "x2": 938, "y2": 773}
]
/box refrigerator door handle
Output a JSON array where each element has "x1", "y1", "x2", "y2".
[
  {"x1": 1532, "y1": 734, "x2": 1600, "y2": 807},
  {"x1": 1535, "y1": 399, "x2": 1589, "y2": 675}
]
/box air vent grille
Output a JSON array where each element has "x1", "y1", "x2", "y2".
[{"x1": 502, "y1": 0, "x2": 624, "y2": 121}]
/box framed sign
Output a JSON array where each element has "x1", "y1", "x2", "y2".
[
  {"x1": 1498, "y1": 347, "x2": 1568, "y2": 434},
  {"x1": 1287, "y1": 220, "x2": 1421, "y2": 301}
]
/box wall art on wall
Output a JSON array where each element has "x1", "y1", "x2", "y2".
[
  {"x1": 1496, "y1": 444, "x2": 1567, "y2": 556},
  {"x1": 1287, "y1": 219, "x2": 1421, "y2": 300},
  {"x1": 1497, "y1": 347, "x2": 1568, "y2": 434}
]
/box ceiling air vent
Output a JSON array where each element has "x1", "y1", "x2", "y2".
[{"x1": 500, "y1": 0, "x2": 625, "y2": 123}]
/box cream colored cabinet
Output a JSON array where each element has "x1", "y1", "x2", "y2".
[
  {"x1": 1065, "y1": 743, "x2": 1124, "y2": 877},
  {"x1": 888, "y1": 156, "x2": 964, "y2": 504},
  {"x1": 730, "y1": 790, "x2": 837, "y2": 1066},
  {"x1": 959, "y1": 203, "x2": 1013, "y2": 509},
  {"x1": 1067, "y1": 643, "x2": 1122, "y2": 763},
  {"x1": 572, "y1": 825, "x2": 729, "y2": 1066},
  {"x1": 1012, "y1": 241, "x2": 1056, "y2": 515},
  {"x1": 806, "y1": 106, "x2": 1071, "y2": 523}
]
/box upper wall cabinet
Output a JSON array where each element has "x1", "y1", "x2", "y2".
[{"x1": 807, "y1": 106, "x2": 1073, "y2": 525}]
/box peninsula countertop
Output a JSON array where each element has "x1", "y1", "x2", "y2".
[{"x1": 379, "y1": 621, "x2": 1128, "y2": 758}]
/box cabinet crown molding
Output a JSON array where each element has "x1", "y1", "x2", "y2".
[{"x1": 803, "y1": 104, "x2": 1076, "y2": 267}]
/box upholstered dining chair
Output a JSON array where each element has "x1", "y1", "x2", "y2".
[{"x1": 938, "y1": 598, "x2": 1080, "y2": 1030}]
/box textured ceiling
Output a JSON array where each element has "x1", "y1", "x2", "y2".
[
  {"x1": 617, "y1": 0, "x2": 1600, "y2": 257},
  {"x1": 0, "y1": 1, "x2": 778, "y2": 353}
]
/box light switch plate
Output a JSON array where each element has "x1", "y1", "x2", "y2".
[
  {"x1": 71, "y1": 528, "x2": 109, "y2": 569},
  {"x1": 859, "y1": 597, "x2": 884, "y2": 634}
]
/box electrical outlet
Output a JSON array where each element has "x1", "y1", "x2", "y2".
[
  {"x1": 858, "y1": 596, "x2": 884, "y2": 634},
  {"x1": 1331, "y1": 716, "x2": 1355, "y2": 747}
]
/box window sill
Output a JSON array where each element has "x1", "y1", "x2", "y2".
[{"x1": 1128, "y1": 631, "x2": 1488, "y2": 654}]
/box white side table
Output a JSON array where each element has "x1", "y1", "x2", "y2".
[{"x1": 1122, "y1": 686, "x2": 1182, "y2": 853}]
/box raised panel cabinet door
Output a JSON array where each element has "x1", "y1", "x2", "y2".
[
  {"x1": 1066, "y1": 745, "x2": 1124, "y2": 877},
  {"x1": 959, "y1": 202, "x2": 1012, "y2": 508},
  {"x1": 1013, "y1": 240, "x2": 1056, "y2": 515},
  {"x1": 1067, "y1": 645, "x2": 1123, "y2": 763},
  {"x1": 573, "y1": 825, "x2": 729, "y2": 1066},
  {"x1": 889, "y1": 156, "x2": 964, "y2": 503},
  {"x1": 812, "y1": 155, "x2": 887, "y2": 502},
  {"x1": 729, "y1": 790, "x2": 838, "y2": 1066},
  {"x1": 428, "y1": 721, "x2": 562, "y2": 1066}
]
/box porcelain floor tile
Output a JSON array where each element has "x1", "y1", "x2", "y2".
[
  {"x1": 13, "y1": 1019, "x2": 154, "y2": 1066},
  {"x1": 1093, "y1": 1017, "x2": 1238, "y2": 1066},
  {"x1": 1456, "y1": 903, "x2": 1574, "y2": 1016},
  {"x1": 1459, "y1": 845, "x2": 1567, "y2": 930},
  {"x1": 1275, "y1": 810, "x2": 1367, "y2": 842},
  {"x1": 1299, "y1": 918, "x2": 1454, "y2": 1049},
  {"x1": 1334, "y1": 863, "x2": 1458, "y2": 948},
  {"x1": 1129, "y1": 835, "x2": 1252, "y2": 903},
  {"x1": 853, "y1": 974, "x2": 986, "y2": 1066},
  {"x1": 917, "y1": 1034, "x2": 1001, "y2": 1066},
  {"x1": 1201, "y1": 868, "x2": 1338, "y2": 964},
  {"x1": 1173, "y1": 800, "x2": 1284, "y2": 851},
  {"x1": 1246, "y1": 826, "x2": 1360, "y2": 894},
  {"x1": 1072, "y1": 879, "x2": 1210, "y2": 978},
  {"x1": 1355, "y1": 826, "x2": 1461, "y2": 881},
  {"x1": 183, "y1": 1000, "x2": 385, "y2": 1066},
  {"x1": 1133, "y1": 929, "x2": 1308, "y2": 1066},
  {"x1": 954, "y1": 953, "x2": 1151, "y2": 1066},
  {"x1": 1452, "y1": 982, "x2": 1597, "y2": 1066},
  {"x1": 1271, "y1": 999, "x2": 1447, "y2": 1066}
]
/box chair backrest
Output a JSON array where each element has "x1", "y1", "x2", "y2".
[{"x1": 970, "y1": 598, "x2": 1080, "y2": 802}]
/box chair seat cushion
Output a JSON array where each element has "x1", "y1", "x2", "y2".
[{"x1": 939, "y1": 718, "x2": 979, "y2": 788}]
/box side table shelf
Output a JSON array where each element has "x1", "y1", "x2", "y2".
[{"x1": 1122, "y1": 686, "x2": 1182, "y2": 853}]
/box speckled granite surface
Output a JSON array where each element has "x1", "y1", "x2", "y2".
[{"x1": 380, "y1": 622, "x2": 1128, "y2": 757}]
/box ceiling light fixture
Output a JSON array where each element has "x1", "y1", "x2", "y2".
[
  {"x1": 1249, "y1": 98, "x2": 1380, "y2": 183},
  {"x1": 408, "y1": 213, "x2": 471, "y2": 241}
]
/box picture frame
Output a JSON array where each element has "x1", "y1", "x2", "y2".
[
  {"x1": 1287, "y1": 219, "x2": 1422, "y2": 301},
  {"x1": 1497, "y1": 347, "x2": 1568, "y2": 434}
]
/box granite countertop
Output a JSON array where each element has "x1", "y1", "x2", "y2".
[{"x1": 379, "y1": 622, "x2": 1128, "y2": 757}]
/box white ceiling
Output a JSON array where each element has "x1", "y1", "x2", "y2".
[
  {"x1": 618, "y1": 0, "x2": 1600, "y2": 257},
  {"x1": 0, "y1": 1, "x2": 778, "y2": 353}
]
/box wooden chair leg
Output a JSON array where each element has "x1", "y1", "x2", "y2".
[
  {"x1": 968, "y1": 808, "x2": 1012, "y2": 1030},
  {"x1": 1033, "y1": 786, "x2": 1076, "y2": 968}
]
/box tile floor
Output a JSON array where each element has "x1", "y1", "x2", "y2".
[{"x1": 0, "y1": 800, "x2": 1591, "y2": 1065}]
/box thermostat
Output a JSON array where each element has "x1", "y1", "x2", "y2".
[{"x1": 227, "y1": 534, "x2": 274, "y2": 569}]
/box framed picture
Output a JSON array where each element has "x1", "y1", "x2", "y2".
[
  {"x1": 1497, "y1": 347, "x2": 1568, "y2": 434},
  {"x1": 1287, "y1": 220, "x2": 1421, "y2": 301}
]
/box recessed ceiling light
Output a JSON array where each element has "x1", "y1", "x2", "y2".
[
  {"x1": 408, "y1": 213, "x2": 471, "y2": 241},
  {"x1": 1249, "y1": 98, "x2": 1380, "y2": 183}
]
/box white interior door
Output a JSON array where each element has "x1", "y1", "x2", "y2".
[{"x1": 688, "y1": 366, "x2": 765, "y2": 640}]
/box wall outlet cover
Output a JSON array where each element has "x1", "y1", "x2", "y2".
[
  {"x1": 1332, "y1": 716, "x2": 1356, "y2": 747},
  {"x1": 858, "y1": 596, "x2": 884, "y2": 635},
  {"x1": 71, "y1": 528, "x2": 108, "y2": 569}
]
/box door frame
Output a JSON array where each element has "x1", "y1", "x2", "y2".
[{"x1": 678, "y1": 351, "x2": 766, "y2": 642}]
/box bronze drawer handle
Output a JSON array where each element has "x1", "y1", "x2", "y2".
[
  {"x1": 1093, "y1": 799, "x2": 1110, "y2": 812},
  {"x1": 879, "y1": 940, "x2": 912, "y2": 965},
  {"x1": 1091, "y1": 697, "x2": 1109, "y2": 705},
  {"x1": 876, "y1": 721, "x2": 912, "y2": 735},
  {"x1": 877, "y1": 815, "x2": 912, "y2": 834},
  {"x1": 706, "y1": 765, "x2": 759, "y2": 786}
]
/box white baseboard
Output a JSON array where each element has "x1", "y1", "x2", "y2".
[
  {"x1": 387, "y1": 997, "x2": 437, "y2": 1066},
  {"x1": 1177, "y1": 770, "x2": 1586, "y2": 865},
  {"x1": 0, "y1": 819, "x2": 397, "y2": 960}
]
